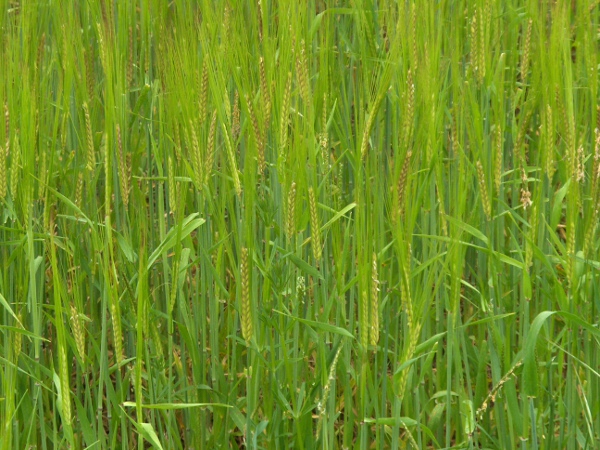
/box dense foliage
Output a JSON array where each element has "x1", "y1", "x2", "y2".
[{"x1": 0, "y1": 1, "x2": 599, "y2": 448}]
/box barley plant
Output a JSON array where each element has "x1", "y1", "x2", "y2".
[{"x1": 1, "y1": 1, "x2": 600, "y2": 449}]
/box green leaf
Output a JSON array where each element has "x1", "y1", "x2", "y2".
[
  {"x1": 122, "y1": 401, "x2": 231, "y2": 410},
  {"x1": 523, "y1": 311, "x2": 555, "y2": 397},
  {"x1": 285, "y1": 253, "x2": 323, "y2": 280},
  {"x1": 273, "y1": 310, "x2": 354, "y2": 338},
  {"x1": 147, "y1": 213, "x2": 205, "y2": 270}
]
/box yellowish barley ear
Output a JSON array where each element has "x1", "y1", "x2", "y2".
[
  {"x1": 370, "y1": 252, "x2": 380, "y2": 346},
  {"x1": 476, "y1": 160, "x2": 491, "y2": 220},
  {"x1": 205, "y1": 111, "x2": 217, "y2": 185},
  {"x1": 260, "y1": 56, "x2": 271, "y2": 129},
  {"x1": 396, "y1": 150, "x2": 412, "y2": 219},
  {"x1": 308, "y1": 187, "x2": 322, "y2": 262},
  {"x1": 232, "y1": 90, "x2": 241, "y2": 143},
  {"x1": 520, "y1": 19, "x2": 533, "y2": 83},
  {"x1": 70, "y1": 303, "x2": 86, "y2": 363},
  {"x1": 240, "y1": 247, "x2": 253, "y2": 343},
  {"x1": 285, "y1": 181, "x2": 297, "y2": 241},
  {"x1": 198, "y1": 62, "x2": 209, "y2": 124},
  {"x1": 296, "y1": 40, "x2": 311, "y2": 109}
]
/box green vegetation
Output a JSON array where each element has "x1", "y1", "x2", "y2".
[{"x1": 1, "y1": 1, "x2": 600, "y2": 448}]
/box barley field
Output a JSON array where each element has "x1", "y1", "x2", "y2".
[{"x1": 1, "y1": 1, "x2": 599, "y2": 449}]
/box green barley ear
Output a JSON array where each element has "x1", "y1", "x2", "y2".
[
  {"x1": 360, "y1": 89, "x2": 386, "y2": 161},
  {"x1": 260, "y1": 56, "x2": 271, "y2": 129},
  {"x1": 0, "y1": 144, "x2": 5, "y2": 200},
  {"x1": 285, "y1": 181, "x2": 297, "y2": 241},
  {"x1": 167, "y1": 156, "x2": 177, "y2": 214},
  {"x1": 198, "y1": 62, "x2": 209, "y2": 124},
  {"x1": 232, "y1": 90, "x2": 241, "y2": 143},
  {"x1": 127, "y1": 27, "x2": 134, "y2": 87},
  {"x1": 476, "y1": 160, "x2": 491, "y2": 220},
  {"x1": 245, "y1": 94, "x2": 265, "y2": 174},
  {"x1": 470, "y1": 8, "x2": 480, "y2": 82},
  {"x1": 13, "y1": 313, "x2": 23, "y2": 360},
  {"x1": 85, "y1": 46, "x2": 95, "y2": 102},
  {"x1": 360, "y1": 288, "x2": 369, "y2": 347},
  {"x1": 410, "y1": 2, "x2": 418, "y2": 72},
  {"x1": 319, "y1": 93, "x2": 329, "y2": 158},
  {"x1": 525, "y1": 200, "x2": 539, "y2": 271},
  {"x1": 296, "y1": 40, "x2": 311, "y2": 109},
  {"x1": 70, "y1": 303, "x2": 86, "y2": 363},
  {"x1": 370, "y1": 252, "x2": 380, "y2": 346},
  {"x1": 396, "y1": 150, "x2": 412, "y2": 220},
  {"x1": 75, "y1": 172, "x2": 84, "y2": 208},
  {"x1": 189, "y1": 119, "x2": 203, "y2": 189},
  {"x1": 402, "y1": 70, "x2": 415, "y2": 148},
  {"x1": 83, "y1": 102, "x2": 96, "y2": 172},
  {"x1": 116, "y1": 124, "x2": 130, "y2": 209},
  {"x1": 520, "y1": 19, "x2": 532, "y2": 83},
  {"x1": 4, "y1": 102, "x2": 9, "y2": 154},
  {"x1": 240, "y1": 247, "x2": 253, "y2": 343},
  {"x1": 205, "y1": 110, "x2": 217, "y2": 185},
  {"x1": 315, "y1": 344, "x2": 342, "y2": 440},
  {"x1": 308, "y1": 186, "x2": 322, "y2": 262},
  {"x1": 494, "y1": 126, "x2": 503, "y2": 192},
  {"x1": 584, "y1": 136, "x2": 600, "y2": 256},
  {"x1": 278, "y1": 72, "x2": 292, "y2": 177},
  {"x1": 545, "y1": 105, "x2": 555, "y2": 180},
  {"x1": 222, "y1": 123, "x2": 242, "y2": 196}
]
